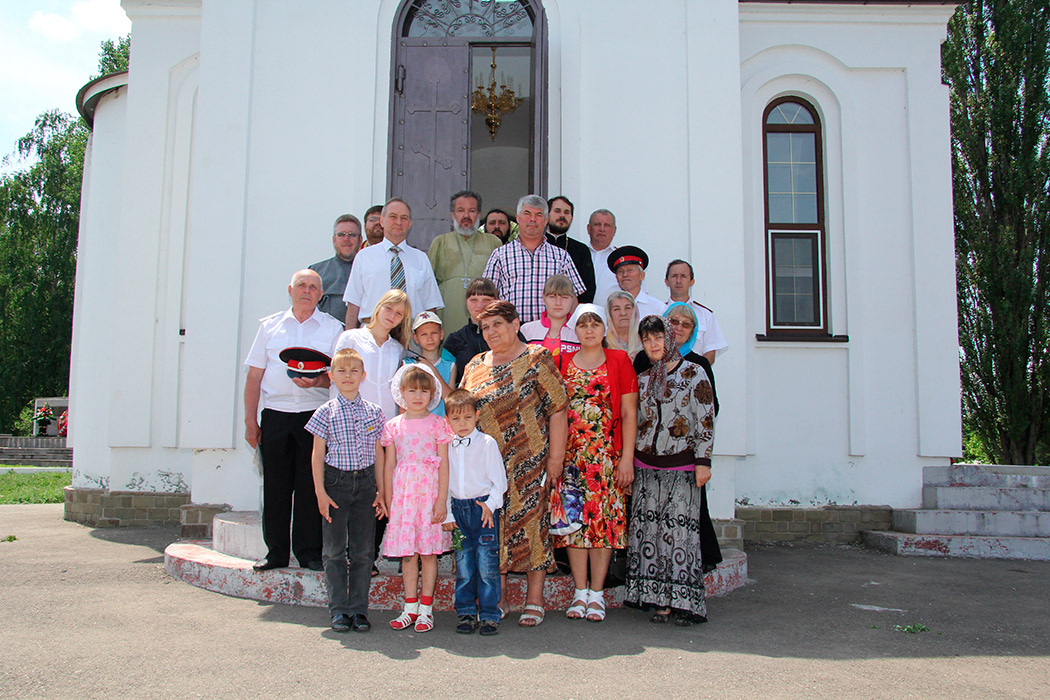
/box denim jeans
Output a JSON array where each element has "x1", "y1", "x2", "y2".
[
  {"x1": 451, "y1": 496, "x2": 501, "y2": 622},
  {"x1": 320, "y1": 465, "x2": 377, "y2": 618}
]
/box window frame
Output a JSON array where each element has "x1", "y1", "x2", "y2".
[{"x1": 761, "y1": 96, "x2": 832, "y2": 339}]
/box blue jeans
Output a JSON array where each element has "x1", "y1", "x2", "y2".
[
  {"x1": 451, "y1": 496, "x2": 501, "y2": 622},
  {"x1": 320, "y1": 465, "x2": 377, "y2": 618}
]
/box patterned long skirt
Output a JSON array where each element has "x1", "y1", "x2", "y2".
[{"x1": 624, "y1": 468, "x2": 708, "y2": 621}]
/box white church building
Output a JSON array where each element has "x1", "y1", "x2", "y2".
[{"x1": 67, "y1": 0, "x2": 962, "y2": 535}]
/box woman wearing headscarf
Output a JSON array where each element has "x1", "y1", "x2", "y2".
[
  {"x1": 605, "y1": 290, "x2": 643, "y2": 360},
  {"x1": 553, "y1": 304, "x2": 637, "y2": 623},
  {"x1": 626, "y1": 315, "x2": 716, "y2": 626},
  {"x1": 633, "y1": 302, "x2": 719, "y2": 415}
]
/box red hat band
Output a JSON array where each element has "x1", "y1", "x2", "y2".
[
  {"x1": 288, "y1": 359, "x2": 326, "y2": 372},
  {"x1": 614, "y1": 255, "x2": 644, "y2": 267}
]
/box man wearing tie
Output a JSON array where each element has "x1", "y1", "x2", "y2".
[{"x1": 343, "y1": 197, "x2": 444, "y2": 328}]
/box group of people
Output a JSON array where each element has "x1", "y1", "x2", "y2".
[{"x1": 244, "y1": 192, "x2": 728, "y2": 635}]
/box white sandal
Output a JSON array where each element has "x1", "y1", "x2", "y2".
[
  {"x1": 585, "y1": 589, "x2": 606, "y2": 622},
  {"x1": 518, "y1": 604, "x2": 545, "y2": 627},
  {"x1": 390, "y1": 601, "x2": 419, "y2": 630},
  {"x1": 414, "y1": 603, "x2": 434, "y2": 632},
  {"x1": 566, "y1": 588, "x2": 588, "y2": 619}
]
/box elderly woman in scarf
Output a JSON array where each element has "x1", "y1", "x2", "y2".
[
  {"x1": 625, "y1": 315, "x2": 716, "y2": 626},
  {"x1": 632, "y1": 302, "x2": 719, "y2": 415}
]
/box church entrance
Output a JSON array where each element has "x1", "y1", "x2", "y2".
[{"x1": 389, "y1": 0, "x2": 547, "y2": 250}]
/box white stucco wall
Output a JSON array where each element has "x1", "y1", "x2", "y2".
[{"x1": 71, "y1": 0, "x2": 961, "y2": 516}]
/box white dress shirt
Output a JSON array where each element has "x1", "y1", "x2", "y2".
[
  {"x1": 444, "y1": 428, "x2": 508, "y2": 523},
  {"x1": 343, "y1": 237, "x2": 444, "y2": 322},
  {"x1": 331, "y1": 327, "x2": 405, "y2": 419},
  {"x1": 589, "y1": 243, "x2": 619, "y2": 307},
  {"x1": 664, "y1": 299, "x2": 729, "y2": 357},
  {"x1": 631, "y1": 289, "x2": 666, "y2": 322},
  {"x1": 244, "y1": 307, "x2": 344, "y2": 413}
]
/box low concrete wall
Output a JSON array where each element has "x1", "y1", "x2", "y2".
[
  {"x1": 64, "y1": 486, "x2": 189, "y2": 527},
  {"x1": 736, "y1": 505, "x2": 893, "y2": 544}
]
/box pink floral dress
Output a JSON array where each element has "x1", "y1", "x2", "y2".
[{"x1": 380, "y1": 413, "x2": 454, "y2": 557}]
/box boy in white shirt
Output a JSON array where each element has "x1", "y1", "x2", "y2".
[{"x1": 442, "y1": 389, "x2": 508, "y2": 636}]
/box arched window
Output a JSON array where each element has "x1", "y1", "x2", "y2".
[
  {"x1": 762, "y1": 97, "x2": 828, "y2": 336},
  {"x1": 402, "y1": 0, "x2": 535, "y2": 38}
]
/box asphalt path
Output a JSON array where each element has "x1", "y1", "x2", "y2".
[{"x1": 1, "y1": 504, "x2": 1048, "y2": 699}]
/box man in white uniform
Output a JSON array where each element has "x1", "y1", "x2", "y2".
[
  {"x1": 664, "y1": 258, "x2": 728, "y2": 364},
  {"x1": 608, "y1": 245, "x2": 665, "y2": 320},
  {"x1": 244, "y1": 269, "x2": 344, "y2": 571}
]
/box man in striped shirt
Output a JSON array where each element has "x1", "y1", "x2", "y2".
[{"x1": 482, "y1": 194, "x2": 585, "y2": 323}]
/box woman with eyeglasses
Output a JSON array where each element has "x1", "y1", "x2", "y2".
[{"x1": 632, "y1": 302, "x2": 718, "y2": 415}]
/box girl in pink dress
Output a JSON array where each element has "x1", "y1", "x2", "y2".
[{"x1": 381, "y1": 363, "x2": 454, "y2": 632}]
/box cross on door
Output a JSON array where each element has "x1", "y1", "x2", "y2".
[{"x1": 406, "y1": 80, "x2": 462, "y2": 209}]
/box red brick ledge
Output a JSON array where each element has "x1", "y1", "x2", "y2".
[{"x1": 164, "y1": 540, "x2": 748, "y2": 611}]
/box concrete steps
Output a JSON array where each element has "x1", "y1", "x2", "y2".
[
  {"x1": 863, "y1": 464, "x2": 1050, "y2": 560},
  {"x1": 0, "y1": 436, "x2": 72, "y2": 467},
  {"x1": 165, "y1": 510, "x2": 749, "y2": 610}
]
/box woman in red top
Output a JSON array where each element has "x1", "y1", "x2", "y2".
[{"x1": 553, "y1": 303, "x2": 638, "y2": 622}]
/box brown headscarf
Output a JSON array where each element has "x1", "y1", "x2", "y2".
[{"x1": 639, "y1": 315, "x2": 681, "y2": 404}]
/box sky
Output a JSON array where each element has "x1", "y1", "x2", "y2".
[{"x1": 0, "y1": 0, "x2": 130, "y2": 170}]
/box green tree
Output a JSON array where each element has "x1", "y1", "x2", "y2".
[
  {"x1": 944, "y1": 1, "x2": 1050, "y2": 464},
  {"x1": 0, "y1": 36, "x2": 129, "y2": 433}
]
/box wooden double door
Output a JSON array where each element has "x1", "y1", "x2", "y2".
[{"x1": 388, "y1": 1, "x2": 547, "y2": 250}]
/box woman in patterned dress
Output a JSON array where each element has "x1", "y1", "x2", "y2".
[
  {"x1": 554, "y1": 304, "x2": 637, "y2": 623},
  {"x1": 460, "y1": 300, "x2": 569, "y2": 627},
  {"x1": 626, "y1": 315, "x2": 716, "y2": 626}
]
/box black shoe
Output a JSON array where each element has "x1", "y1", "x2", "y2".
[
  {"x1": 253, "y1": 558, "x2": 287, "y2": 571},
  {"x1": 330, "y1": 614, "x2": 352, "y2": 633},
  {"x1": 479, "y1": 621, "x2": 499, "y2": 636},
  {"x1": 456, "y1": 615, "x2": 479, "y2": 634},
  {"x1": 349, "y1": 614, "x2": 371, "y2": 632},
  {"x1": 304, "y1": 560, "x2": 324, "y2": 572}
]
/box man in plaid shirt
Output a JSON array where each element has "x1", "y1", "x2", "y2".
[{"x1": 482, "y1": 194, "x2": 585, "y2": 323}]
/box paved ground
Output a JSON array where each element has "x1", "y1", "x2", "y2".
[{"x1": 1, "y1": 504, "x2": 1048, "y2": 700}]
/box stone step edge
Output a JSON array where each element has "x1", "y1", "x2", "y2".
[
  {"x1": 164, "y1": 540, "x2": 748, "y2": 611},
  {"x1": 893, "y1": 510, "x2": 1050, "y2": 537},
  {"x1": 861, "y1": 530, "x2": 1050, "y2": 560},
  {"x1": 924, "y1": 464, "x2": 1050, "y2": 488},
  {"x1": 922, "y1": 485, "x2": 1050, "y2": 511}
]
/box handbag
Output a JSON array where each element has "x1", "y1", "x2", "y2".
[{"x1": 548, "y1": 462, "x2": 584, "y2": 536}]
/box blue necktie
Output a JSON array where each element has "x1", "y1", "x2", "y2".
[{"x1": 390, "y1": 245, "x2": 406, "y2": 291}]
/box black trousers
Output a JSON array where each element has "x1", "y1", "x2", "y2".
[{"x1": 260, "y1": 408, "x2": 322, "y2": 565}]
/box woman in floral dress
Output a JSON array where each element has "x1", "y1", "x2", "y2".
[{"x1": 553, "y1": 304, "x2": 637, "y2": 623}]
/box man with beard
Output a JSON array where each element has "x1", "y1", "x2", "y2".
[
  {"x1": 544, "y1": 195, "x2": 596, "y2": 303},
  {"x1": 362, "y1": 205, "x2": 384, "y2": 247},
  {"x1": 482, "y1": 208, "x2": 513, "y2": 244},
  {"x1": 309, "y1": 214, "x2": 362, "y2": 323},
  {"x1": 428, "y1": 191, "x2": 502, "y2": 331}
]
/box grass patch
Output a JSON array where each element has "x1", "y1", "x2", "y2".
[
  {"x1": 894, "y1": 623, "x2": 931, "y2": 634},
  {"x1": 0, "y1": 470, "x2": 71, "y2": 504}
]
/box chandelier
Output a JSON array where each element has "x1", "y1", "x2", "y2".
[{"x1": 471, "y1": 47, "x2": 524, "y2": 141}]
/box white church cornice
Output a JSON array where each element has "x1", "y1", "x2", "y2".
[
  {"x1": 740, "y1": 1, "x2": 958, "y2": 27},
  {"x1": 122, "y1": 0, "x2": 202, "y2": 20},
  {"x1": 76, "y1": 72, "x2": 129, "y2": 129}
]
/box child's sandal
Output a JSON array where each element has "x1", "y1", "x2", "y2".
[
  {"x1": 390, "y1": 601, "x2": 419, "y2": 630},
  {"x1": 566, "y1": 588, "x2": 588, "y2": 619},
  {"x1": 585, "y1": 589, "x2": 606, "y2": 622},
  {"x1": 414, "y1": 604, "x2": 434, "y2": 632}
]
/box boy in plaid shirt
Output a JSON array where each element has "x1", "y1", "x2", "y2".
[{"x1": 306, "y1": 348, "x2": 387, "y2": 633}]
